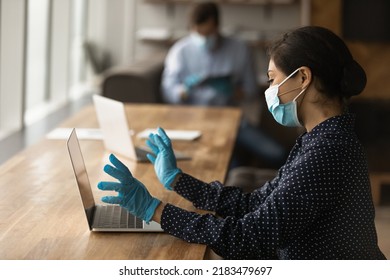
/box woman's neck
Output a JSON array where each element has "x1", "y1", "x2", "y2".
[{"x1": 301, "y1": 96, "x2": 344, "y2": 132}]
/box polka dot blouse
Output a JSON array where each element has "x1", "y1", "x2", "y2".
[{"x1": 160, "y1": 114, "x2": 386, "y2": 260}]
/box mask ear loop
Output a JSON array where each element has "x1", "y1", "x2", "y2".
[
  {"x1": 278, "y1": 68, "x2": 301, "y2": 87},
  {"x1": 277, "y1": 68, "x2": 302, "y2": 97},
  {"x1": 294, "y1": 68, "x2": 311, "y2": 103},
  {"x1": 278, "y1": 86, "x2": 302, "y2": 97},
  {"x1": 293, "y1": 87, "x2": 307, "y2": 102}
]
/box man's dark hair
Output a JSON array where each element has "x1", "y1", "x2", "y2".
[{"x1": 190, "y1": 2, "x2": 219, "y2": 26}]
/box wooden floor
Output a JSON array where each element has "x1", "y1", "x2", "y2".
[{"x1": 0, "y1": 94, "x2": 389, "y2": 259}]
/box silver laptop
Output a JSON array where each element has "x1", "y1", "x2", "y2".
[
  {"x1": 67, "y1": 128, "x2": 163, "y2": 232},
  {"x1": 93, "y1": 94, "x2": 190, "y2": 162}
]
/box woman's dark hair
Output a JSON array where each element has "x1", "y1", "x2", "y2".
[
  {"x1": 267, "y1": 26, "x2": 366, "y2": 99},
  {"x1": 190, "y1": 2, "x2": 219, "y2": 26}
]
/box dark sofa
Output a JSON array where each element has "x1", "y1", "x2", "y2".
[{"x1": 101, "y1": 52, "x2": 166, "y2": 104}]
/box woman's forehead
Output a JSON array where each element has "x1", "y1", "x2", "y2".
[{"x1": 267, "y1": 59, "x2": 278, "y2": 75}]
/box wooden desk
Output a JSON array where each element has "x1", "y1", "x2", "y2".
[{"x1": 0, "y1": 104, "x2": 241, "y2": 259}]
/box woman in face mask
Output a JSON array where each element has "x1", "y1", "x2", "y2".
[
  {"x1": 97, "y1": 26, "x2": 386, "y2": 260},
  {"x1": 264, "y1": 26, "x2": 367, "y2": 131}
]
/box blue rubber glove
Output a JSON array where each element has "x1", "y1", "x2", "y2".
[
  {"x1": 97, "y1": 154, "x2": 160, "y2": 223},
  {"x1": 184, "y1": 74, "x2": 203, "y2": 91},
  {"x1": 146, "y1": 127, "x2": 182, "y2": 190}
]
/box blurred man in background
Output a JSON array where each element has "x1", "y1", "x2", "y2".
[{"x1": 162, "y1": 1, "x2": 287, "y2": 168}]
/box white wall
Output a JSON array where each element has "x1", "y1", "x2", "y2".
[
  {"x1": 0, "y1": 0, "x2": 26, "y2": 138},
  {"x1": 135, "y1": 1, "x2": 303, "y2": 58},
  {"x1": 50, "y1": 0, "x2": 71, "y2": 105},
  {"x1": 25, "y1": 0, "x2": 50, "y2": 111},
  {"x1": 86, "y1": 0, "x2": 136, "y2": 68},
  {"x1": 100, "y1": 0, "x2": 307, "y2": 71}
]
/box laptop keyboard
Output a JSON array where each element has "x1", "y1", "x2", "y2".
[{"x1": 94, "y1": 205, "x2": 143, "y2": 229}]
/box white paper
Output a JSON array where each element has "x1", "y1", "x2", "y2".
[
  {"x1": 46, "y1": 128, "x2": 133, "y2": 140},
  {"x1": 136, "y1": 129, "x2": 201, "y2": 141}
]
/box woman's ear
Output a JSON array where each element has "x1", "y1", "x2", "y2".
[{"x1": 299, "y1": 66, "x2": 312, "y2": 89}]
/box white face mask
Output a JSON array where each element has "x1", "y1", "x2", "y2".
[
  {"x1": 191, "y1": 32, "x2": 217, "y2": 51},
  {"x1": 265, "y1": 68, "x2": 307, "y2": 127}
]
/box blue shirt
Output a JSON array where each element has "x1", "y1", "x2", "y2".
[
  {"x1": 161, "y1": 33, "x2": 258, "y2": 106},
  {"x1": 160, "y1": 114, "x2": 386, "y2": 259}
]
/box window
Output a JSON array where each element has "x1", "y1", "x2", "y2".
[
  {"x1": 0, "y1": 0, "x2": 93, "y2": 139},
  {"x1": 0, "y1": 0, "x2": 26, "y2": 139},
  {"x1": 24, "y1": 0, "x2": 88, "y2": 125}
]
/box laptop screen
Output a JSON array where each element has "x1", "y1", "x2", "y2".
[
  {"x1": 92, "y1": 94, "x2": 137, "y2": 160},
  {"x1": 67, "y1": 129, "x2": 95, "y2": 229}
]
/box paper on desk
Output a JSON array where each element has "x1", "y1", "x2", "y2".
[
  {"x1": 136, "y1": 129, "x2": 201, "y2": 141},
  {"x1": 46, "y1": 128, "x2": 133, "y2": 140}
]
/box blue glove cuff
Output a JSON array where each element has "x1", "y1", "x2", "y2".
[
  {"x1": 144, "y1": 198, "x2": 161, "y2": 223},
  {"x1": 164, "y1": 168, "x2": 182, "y2": 190}
]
